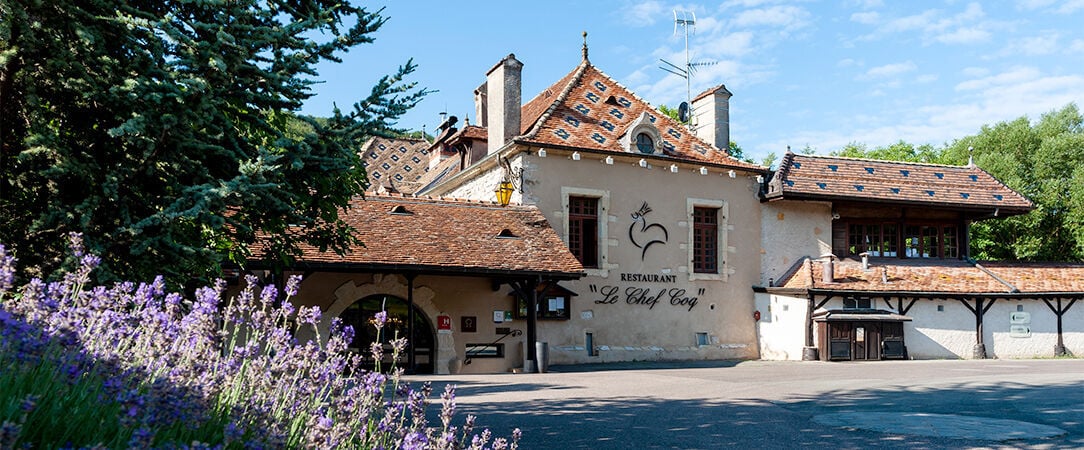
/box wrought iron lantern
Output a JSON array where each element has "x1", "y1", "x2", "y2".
[{"x1": 495, "y1": 180, "x2": 515, "y2": 206}]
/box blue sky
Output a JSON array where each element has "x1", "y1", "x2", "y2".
[{"x1": 302, "y1": 0, "x2": 1084, "y2": 164}]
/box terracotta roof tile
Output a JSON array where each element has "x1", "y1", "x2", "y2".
[
  {"x1": 778, "y1": 257, "x2": 1084, "y2": 294},
  {"x1": 253, "y1": 195, "x2": 584, "y2": 277},
  {"x1": 766, "y1": 153, "x2": 1033, "y2": 212},
  {"x1": 515, "y1": 62, "x2": 764, "y2": 172},
  {"x1": 980, "y1": 262, "x2": 1084, "y2": 293}
]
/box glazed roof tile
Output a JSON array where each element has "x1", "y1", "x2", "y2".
[
  {"x1": 766, "y1": 153, "x2": 1033, "y2": 212},
  {"x1": 252, "y1": 195, "x2": 584, "y2": 277},
  {"x1": 778, "y1": 257, "x2": 1084, "y2": 294},
  {"x1": 516, "y1": 62, "x2": 764, "y2": 172},
  {"x1": 360, "y1": 137, "x2": 432, "y2": 193}
]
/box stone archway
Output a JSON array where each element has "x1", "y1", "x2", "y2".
[{"x1": 324, "y1": 274, "x2": 457, "y2": 374}]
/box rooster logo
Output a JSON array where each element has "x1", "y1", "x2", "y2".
[{"x1": 628, "y1": 202, "x2": 668, "y2": 261}]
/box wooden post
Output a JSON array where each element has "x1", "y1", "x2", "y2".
[
  {"x1": 406, "y1": 273, "x2": 416, "y2": 374},
  {"x1": 526, "y1": 277, "x2": 539, "y2": 372}
]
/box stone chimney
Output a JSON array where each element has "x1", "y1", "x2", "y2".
[
  {"x1": 485, "y1": 54, "x2": 523, "y2": 153},
  {"x1": 691, "y1": 85, "x2": 732, "y2": 154},
  {"x1": 473, "y1": 82, "x2": 488, "y2": 128}
]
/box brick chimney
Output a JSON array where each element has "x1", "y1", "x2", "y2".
[
  {"x1": 485, "y1": 54, "x2": 523, "y2": 153},
  {"x1": 691, "y1": 85, "x2": 732, "y2": 154}
]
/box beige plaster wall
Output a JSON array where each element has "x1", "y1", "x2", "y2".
[
  {"x1": 760, "y1": 200, "x2": 832, "y2": 285},
  {"x1": 287, "y1": 272, "x2": 536, "y2": 374},
  {"x1": 519, "y1": 148, "x2": 764, "y2": 364}
]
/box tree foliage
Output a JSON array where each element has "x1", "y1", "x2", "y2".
[
  {"x1": 829, "y1": 104, "x2": 1084, "y2": 261},
  {"x1": 1, "y1": 0, "x2": 426, "y2": 284}
]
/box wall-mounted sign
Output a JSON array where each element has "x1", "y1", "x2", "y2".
[
  {"x1": 461, "y1": 316, "x2": 477, "y2": 333},
  {"x1": 493, "y1": 310, "x2": 504, "y2": 323},
  {"x1": 437, "y1": 314, "x2": 452, "y2": 332},
  {"x1": 628, "y1": 202, "x2": 669, "y2": 261},
  {"x1": 1010, "y1": 312, "x2": 1031, "y2": 324},
  {"x1": 589, "y1": 284, "x2": 705, "y2": 311},
  {"x1": 1010, "y1": 325, "x2": 1031, "y2": 338}
]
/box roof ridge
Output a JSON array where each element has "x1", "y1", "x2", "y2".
[
  {"x1": 521, "y1": 61, "x2": 591, "y2": 140},
  {"x1": 793, "y1": 153, "x2": 971, "y2": 170},
  {"x1": 363, "y1": 192, "x2": 531, "y2": 209}
]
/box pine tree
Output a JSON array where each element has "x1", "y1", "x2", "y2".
[{"x1": 1, "y1": 0, "x2": 426, "y2": 283}]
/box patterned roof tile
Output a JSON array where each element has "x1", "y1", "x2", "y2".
[
  {"x1": 766, "y1": 153, "x2": 1033, "y2": 212},
  {"x1": 516, "y1": 62, "x2": 764, "y2": 172}
]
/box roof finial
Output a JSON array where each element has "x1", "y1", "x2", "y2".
[
  {"x1": 967, "y1": 146, "x2": 974, "y2": 166},
  {"x1": 582, "y1": 31, "x2": 589, "y2": 62}
]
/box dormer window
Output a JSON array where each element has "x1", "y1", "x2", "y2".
[
  {"x1": 636, "y1": 133, "x2": 655, "y2": 153},
  {"x1": 621, "y1": 112, "x2": 662, "y2": 154}
]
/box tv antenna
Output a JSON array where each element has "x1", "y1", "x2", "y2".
[{"x1": 659, "y1": 10, "x2": 717, "y2": 125}]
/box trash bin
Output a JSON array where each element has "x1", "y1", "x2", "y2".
[{"x1": 535, "y1": 342, "x2": 549, "y2": 373}]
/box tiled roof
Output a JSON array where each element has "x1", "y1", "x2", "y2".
[
  {"x1": 979, "y1": 262, "x2": 1084, "y2": 293},
  {"x1": 456, "y1": 125, "x2": 488, "y2": 140},
  {"x1": 777, "y1": 257, "x2": 1084, "y2": 294},
  {"x1": 765, "y1": 153, "x2": 1033, "y2": 212},
  {"x1": 515, "y1": 61, "x2": 764, "y2": 172},
  {"x1": 412, "y1": 151, "x2": 463, "y2": 194},
  {"x1": 360, "y1": 137, "x2": 432, "y2": 193},
  {"x1": 253, "y1": 195, "x2": 584, "y2": 278}
]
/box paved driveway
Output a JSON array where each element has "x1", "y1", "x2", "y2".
[{"x1": 410, "y1": 359, "x2": 1084, "y2": 449}]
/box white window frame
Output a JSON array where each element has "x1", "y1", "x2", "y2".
[
  {"x1": 687, "y1": 198, "x2": 728, "y2": 281},
  {"x1": 562, "y1": 186, "x2": 610, "y2": 277}
]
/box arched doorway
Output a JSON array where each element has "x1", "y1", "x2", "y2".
[{"x1": 339, "y1": 294, "x2": 436, "y2": 374}]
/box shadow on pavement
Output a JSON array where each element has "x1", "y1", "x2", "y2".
[{"x1": 429, "y1": 378, "x2": 1084, "y2": 449}]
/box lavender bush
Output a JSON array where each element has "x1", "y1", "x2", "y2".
[{"x1": 0, "y1": 235, "x2": 519, "y2": 449}]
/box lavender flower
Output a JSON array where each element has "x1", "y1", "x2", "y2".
[
  {"x1": 0, "y1": 240, "x2": 519, "y2": 449},
  {"x1": 373, "y1": 310, "x2": 388, "y2": 329},
  {"x1": 284, "y1": 274, "x2": 302, "y2": 297}
]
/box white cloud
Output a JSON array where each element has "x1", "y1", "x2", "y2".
[
  {"x1": 1058, "y1": 0, "x2": 1084, "y2": 13},
  {"x1": 860, "y1": 61, "x2": 917, "y2": 79},
  {"x1": 850, "y1": 0, "x2": 884, "y2": 8},
  {"x1": 837, "y1": 58, "x2": 861, "y2": 67},
  {"x1": 962, "y1": 67, "x2": 990, "y2": 77},
  {"x1": 700, "y1": 31, "x2": 756, "y2": 57},
  {"x1": 621, "y1": 1, "x2": 666, "y2": 27},
  {"x1": 757, "y1": 66, "x2": 1084, "y2": 160},
  {"x1": 850, "y1": 11, "x2": 880, "y2": 24},
  {"x1": 856, "y1": 2, "x2": 991, "y2": 46},
  {"x1": 1016, "y1": 0, "x2": 1056, "y2": 9},
  {"x1": 955, "y1": 66, "x2": 1041, "y2": 91},
  {"x1": 881, "y1": 10, "x2": 941, "y2": 34},
  {"x1": 916, "y1": 74, "x2": 939, "y2": 83},
  {"x1": 731, "y1": 5, "x2": 811, "y2": 29},
  {"x1": 999, "y1": 33, "x2": 1061, "y2": 57},
  {"x1": 936, "y1": 27, "x2": 991, "y2": 44},
  {"x1": 1070, "y1": 39, "x2": 1084, "y2": 53}
]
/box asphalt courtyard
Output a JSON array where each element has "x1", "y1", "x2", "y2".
[{"x1": 410, "y1": 359, "x2": 1084, "y2": 449}]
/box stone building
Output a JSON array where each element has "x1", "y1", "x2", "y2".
[{"x1": 251, "y1": 45, "x2": 1084, "y2": 373}]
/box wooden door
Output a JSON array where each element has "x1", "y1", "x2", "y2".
[{"x1": 853, "y1": 324, "x2": 867, "y2": 360}]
